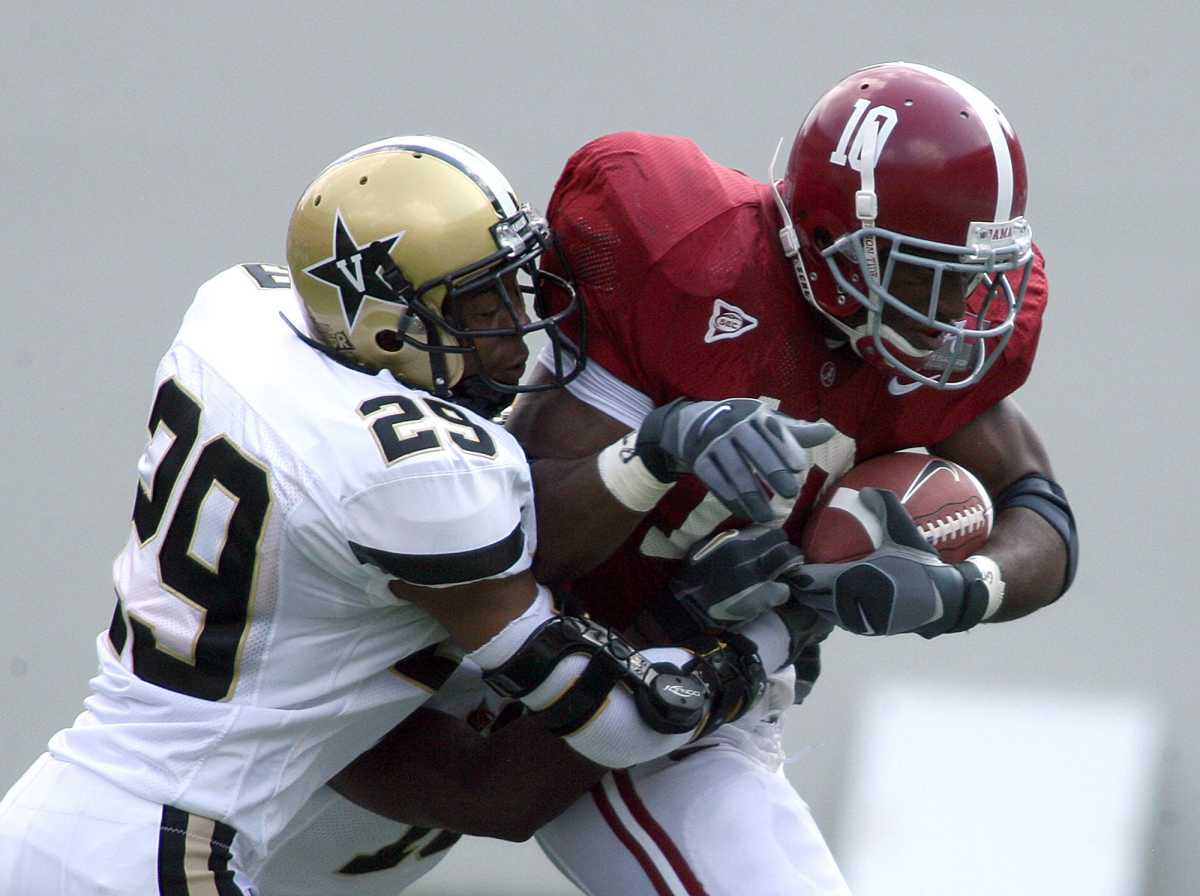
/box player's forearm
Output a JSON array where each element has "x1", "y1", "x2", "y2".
[
  {"x1": 328, "y1": 710, "x2": 484, "y2": 831},
  {"x1": 529, "y1": 455, "x2": 647, "y2": 583},
  {"x1": 931, "y1": 400, "x2": 1077, "y2": 624},
  {"x1": 328, "y1": 709, "x2": 603, "y2": 842},
  {"x1": 509, "y1": 383, "x2": 657, "y2": 582},
  {"x1": 975, "y1": 506, "x2": 1068, "y2": 622},
  {"x1": 448, "y1": 714, "x2": 606, "y2": 840},
  {"x1": 469, "y1": 587, "x2": 771, "y2": 770},
  {"x1": 399, "y1": 719, "x2": 602, "y2": 842}
]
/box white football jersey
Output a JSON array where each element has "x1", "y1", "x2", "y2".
[
  {"x1": 256, "y1": 658, "x2": 491, "y2": 896},
  {"x1": 49, "y1": 263, "x2": 537, "y2": 870}
]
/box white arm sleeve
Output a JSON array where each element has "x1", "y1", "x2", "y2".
[
  {"x1": 467, "y1": 586, "x2": 694, "y2": 768},
  {"x1": 536, "y1": 343, "x2": 654, "y2": 429},
  {"x1": 735, "y1": 610, "x2": 792, "y2": 673},
  {"x1": 466, "y1": 585, "x2": 794, "y2": 769}
]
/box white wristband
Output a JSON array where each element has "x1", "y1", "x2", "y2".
[
  {"x1": 596, "y1": 432, "x2": 674, "y2": 512},
  {"x1": 966, "y1": 554, "x2": 1006, "y2": 621}
]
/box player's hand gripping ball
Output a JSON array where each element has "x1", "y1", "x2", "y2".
[
  {"x1": 800, "y1": 452, "x2": 992, "y2": 564},
  {"x1": 792, "y1": 454, "x2": 996, "y2": 638}
]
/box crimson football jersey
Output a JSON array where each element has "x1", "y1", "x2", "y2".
[{"x1": 544, "y1": 132, "x2": 1047, "y2": 628}]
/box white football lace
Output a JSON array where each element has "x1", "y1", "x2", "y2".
[{"x1": 919, "y1": 504, "x2": 989, "y2": 547}]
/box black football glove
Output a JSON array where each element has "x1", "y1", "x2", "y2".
[
  {"x1": 676, "y1": 630, "x2": 768, "y2": 737},
  {"x1": 635, "y1": 398, "x2": 835, "y2": 524},
  {"x1": 788, "y1": 488, "x2": 991, "y2": 638},
  {"x1": 669, "y1": 525, "x2": 805, "y2": 627},
  {"x1": 773, "y1": 599, "x2": 835, "y2": 704},
  {"x1": 661, "y1": 526, "x2": 834, "y2": 706}
]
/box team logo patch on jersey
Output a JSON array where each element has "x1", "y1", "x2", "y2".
[
  {"x1": 304, "y1": 209, "x2": 410, "y2": 332},
  {"x1": 704, "y1": 299, "x2": 758, "y2": 343},
  {"x1": 820, "y1": 361, "x2": 837, "y2": 388}
]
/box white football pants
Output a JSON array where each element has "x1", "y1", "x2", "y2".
[
  {"x1": 0, "y1": 753, "x2": 257, "y2": 895},
  {"x1": 536, "y1": 720, "x2": 851, "y2": 896}
]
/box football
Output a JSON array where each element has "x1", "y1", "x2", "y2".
[{"x1": 800, "y1": 452, "x2": 993, "y2": 563}]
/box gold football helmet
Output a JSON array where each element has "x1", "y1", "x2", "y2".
[{"x1": 286, "y1": 136, "x2": 584, "y2": 396}]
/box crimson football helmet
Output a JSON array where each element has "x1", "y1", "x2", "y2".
[{"x1": 770, "y1": 62, "x2": 1034, "y2": 389}]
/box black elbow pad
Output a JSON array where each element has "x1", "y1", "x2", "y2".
[{"x1": 993, "y1": 473, "x2": 1078, "y2": 595}]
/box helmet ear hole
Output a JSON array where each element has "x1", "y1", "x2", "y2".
[
  {"x1": 813, "y1": 228, "x2": 832, "y2": 251},
  {"x1": 375, "y1": 329, "x2": 403, "y2": 353}
]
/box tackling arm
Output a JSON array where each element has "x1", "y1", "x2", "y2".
[
  {"x1": 328, "y1": 547, "x2": 771, "y2": 842},
  {"x1": 391, "y1": 572, "x2": 767, "y2": 768},
  {"x1": 332, "y1": 555, "x2": 785, "y2": 841},
  {"x1": 507, "y1": 367, "x2": 833, "y2": 582},
  {"x1": 328, "y1": 706, "x2": 604, "y2": 842},
  {"x1": 506, "y1": 371, "x2": 639, "y2": 582},
  {"x1": 931, "y1": 397, "x2": 1072, "y2": 621}
]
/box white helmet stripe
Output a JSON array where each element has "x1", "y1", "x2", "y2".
[
  {"x1": 900, "y1": 63, "x2": 1015, "y2": 222},
  {"x1": 324, "y1": 135, "x2": 521, "y2": 219},
  {"x1": 401, "y1": 135, "x2": 521, "y2": 218}
]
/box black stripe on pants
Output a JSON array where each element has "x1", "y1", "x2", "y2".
[{"x1": 157, "y1": 805, "x2": 245, "y2": 895}]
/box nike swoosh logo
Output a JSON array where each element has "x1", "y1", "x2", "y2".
[
  {"x1": 857, "y1": 603, "x2": 876, "y2": 635},
  {"x1": 887, "y1": 377, "x2": 923, "y2": 396}
]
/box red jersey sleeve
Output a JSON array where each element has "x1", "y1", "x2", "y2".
[{"x1": 542, "y1": 132, "x2": 767, "y2": 402}]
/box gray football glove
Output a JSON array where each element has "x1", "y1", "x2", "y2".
[
  {"x1": 635, "y1": 398, "x2": 835, "y2": 523},
  {"x1": 669, "y1": 525, "x2": 804, "y2": 627},
  {"x1": 788, "y1": 488, "x2": 990, "y2": 638}
]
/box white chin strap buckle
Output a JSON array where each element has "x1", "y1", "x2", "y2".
[{"x1": 855, "y1": 190, "x2": 878, "y2": 220}]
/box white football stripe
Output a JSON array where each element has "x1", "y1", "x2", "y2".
[
  {"x1": 828, "y1": 487, "x2": 885, "y2": 550},
  {"x1": 325, "y1": 135, "x2": 520, "y2": 217},
  {"x1": 901, "y1": 62, "x2": 1015, "y2": 222},
  {"x1": 415, "y1": 135, "x2": 521, "y2": 216},
  {"x1": 957, "y1": 463, "x2": 994, "y2": 519}
]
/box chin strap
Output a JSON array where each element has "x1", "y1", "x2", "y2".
[
  {"x1": 421, "y1": 322, "x2": 456, "y2": 399},
  {"x1": 854, "y1": 120, "x2": 883, "y2": 297},
  {"x1": 768, "y1": 139, "x2": 818, "y2": 310},
  {"x1": 769, "y1": 138, "x2": 887, "y2": 358},
  {"x1": 279, "y1": 312, "x2": 379, "y2": 375},
  {"x1": 450, "y1": 375, "x2": 515, "y2": 421}
]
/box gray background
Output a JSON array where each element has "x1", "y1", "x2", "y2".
[{"x1": 2, "y1": 2, "x2": 1196, "y2": 893}]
